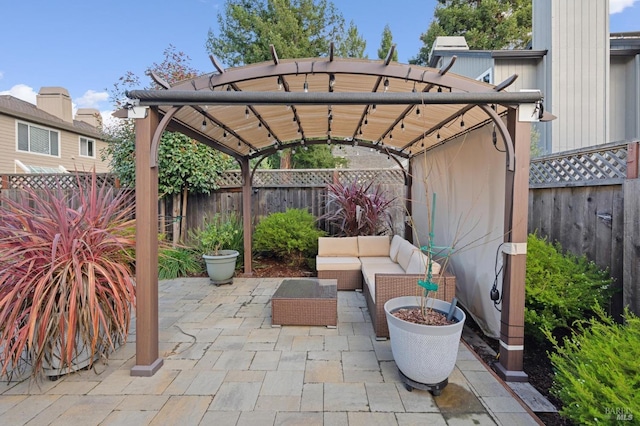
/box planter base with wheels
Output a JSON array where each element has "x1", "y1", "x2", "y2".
[
  {"x1": 210, "y1": 277, "x2": 234, "y2": 286},
  {"x1": 399, "y1": 369, "x2": 448, "y2": 396}
]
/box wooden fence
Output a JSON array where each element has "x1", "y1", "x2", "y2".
[
  {"x1": 528, "y1": 140, "x2": 640, "y2": 316},
  {"x1": 2, "y1": 142, "x2": 639, "y2": 316}
]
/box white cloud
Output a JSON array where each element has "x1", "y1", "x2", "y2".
[
  {"x1": 75, "y1": 89, "x2": 109, "y2": 109},
  {"x1": 610, "y1": 0, "x2": 638, "y2": 14},
  {"x1": 100, "y1": 109, "x2": 120, "y2": 130},
  {"x1": 0, "y1": 71, "x2": 4, "y2": 80},
  {"x1": 0, "y1": 84, "x2": 37, "y2": 104}
]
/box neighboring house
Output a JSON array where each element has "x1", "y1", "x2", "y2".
[
  {"x1": 428, "y1": 0, "x2": 640, "y2": 154},
  {"x1": 0, "y1": 87, "x2": 110, "y2": 174}
]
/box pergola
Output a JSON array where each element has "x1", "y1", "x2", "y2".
[{"x1": 123, "y1": 46, "x2": 546, "y2": 382}]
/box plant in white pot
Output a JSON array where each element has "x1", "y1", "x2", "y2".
[
  {"x1": 193, "y1": 213, "x2": 242, "y2": 285},
  {"x1": 384, "y1": 193, "x2": 465, "y2": 395}
]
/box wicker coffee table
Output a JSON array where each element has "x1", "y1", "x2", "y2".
[{"x1": 271, "y1": 278, "x2": 337, "y2": 327}]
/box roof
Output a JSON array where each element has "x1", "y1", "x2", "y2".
[
  {"x1": 124, "y1": 55, "x2": 543, "y2": 165},
  {"x1": 0, "y1": 95, "x2": 102, "y2": 139}
]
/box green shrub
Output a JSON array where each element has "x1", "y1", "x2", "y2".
[
  {"x1": 158, "y1": 247, "x2": 202, "y2": 280},
  {"x1": 525, "y1": 233, "x2": 613, "y2": 341},
  {"x1": 544, "y1": 307, "x2": 640, "y2": 425},
  {"x1": 253, "y1": 208, "x2": 326, "y2": 266}
]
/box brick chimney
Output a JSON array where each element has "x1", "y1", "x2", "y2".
[
  {"x1": 75, "y1": 108, "x2": 102, "y2": 128},
  {"x1": 36, "y1": 87, "x2": 73, "y2": 123}
]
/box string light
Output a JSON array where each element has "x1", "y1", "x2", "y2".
[
  {"x1": 245, "y1": 107, "x2": 249, "y2": 119},
  {"x1": 383, "y1": 78, "x2": 389, "y2": 92},
  {"x1": 412, "y1": 82, "x2": 417, "y2": 93},
  {"x1": 303, "y1": 74, "x2": 309, "y2": 93},
  {"x1": 200, "y1": 119, "x2": 207, "y2": 131},
  {"x1": 460, "y1": 114, "x2": 465, "y2": 128},
  {"x1": 416, "y1": 106, "x2": 421, "y2": 116},
  {"x1": 277, "y1": 76, "x2": 283, "y2": 90},
  {"x1": 329, "y1": 74, "x2": 336, "y2": 88},
  {"x1": 401, "y1": 121, "x2": 405, "y2": 132}
]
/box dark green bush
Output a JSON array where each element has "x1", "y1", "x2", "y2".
[
  {"x1": 544, "y1": 306, "x2": 640, "y2": 425},
  {"x1": 525, "y1": 233, "x2": 613, "y2": 341},
  {"x1": 253, "y1": 208, "x2": 326, "y2": 266},
  {"x1": 158, "y1": 247, "x2": 202, "y2": 280}
]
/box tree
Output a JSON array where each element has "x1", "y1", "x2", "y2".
[
  {"x1": 206, "y1": 0, "x2": 365, "y2": 169},
  {"x1": 410, "y1": 0, "x2": 532, "y2": 66},
  {"x1": 377, "y1": 24, "x2": 398, "y2": 61},
  {"x1": 102, "y1": 45, "x2": 236, "y2": 244}
]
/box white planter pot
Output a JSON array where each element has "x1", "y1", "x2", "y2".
[
  {"x1": 203, "y1": 250, "x2": 239, "y2": 285},
  {"x1": 384, "y1": 296, "x2": 465, "y2": 389}
]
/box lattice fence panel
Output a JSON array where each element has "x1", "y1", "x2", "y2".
[
  {"x1": 529, "y1": 142, "x2": 628, "y2": 187},
  {"x1": 3, "y1": 173, "x2": 118, "y2": 190}
]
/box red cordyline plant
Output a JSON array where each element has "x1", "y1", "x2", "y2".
[
  {"x1": 322, "y1": 180, "x2": 395, "y2": 236},
  {"x1": 0, "y1": 172, "x2": 136, "y2": 380}
]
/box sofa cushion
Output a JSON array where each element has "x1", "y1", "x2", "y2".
[
  {"x1": 359, "y1": 256, "x2": 395, "y2": 266},
  {"x1": 405, "y1": 251, "x2": 442, "y2": 275},
  {"x1": 318, "y1": 237, "x2": 359, "y2": 257},
  {"x1": 389, "y1": 235, "x2": 405, "y2": 261},
  {"x1": 316, "y1": 256, "x2": 361, "y2": 271},
  {"x1": 396, "y1": 240, "x2": 418, "y2": 271},
  {"x1": 357, "y1": 235, "x2": 390, "y2": 257},
  {"x1": 362, "y1": 262, "x2": 406, "y2": 297}
]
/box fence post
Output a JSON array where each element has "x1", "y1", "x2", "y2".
[{"x1": 627, "y1": 141, "x2": 639, "y2": 179}]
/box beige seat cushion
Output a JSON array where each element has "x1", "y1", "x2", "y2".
[
  {"x1": 359, "y1": 256, "x2": 395, "y2": 265},
  {"x1": 362, "y1": 263, "x2": 406, "y2": 296},
  {"x1": 316, "y1": 256, "x2": 361, "y2": 271},
  {"x1": 318, "y1": 237, "x2": 359, "y2": 257},
  {"x1": 357, "y1": 235, "x2": 390, "y2": 257}
]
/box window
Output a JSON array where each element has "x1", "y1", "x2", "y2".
[
  {"x1": 17, "y1": 122, "x2": 60, "y2": 156},
  {"x1": 476, "y1": 68, "x2": 493, "y2": 84},
  {"x1": 79, "y1": 137, "x2": 95, "y2": 158}
]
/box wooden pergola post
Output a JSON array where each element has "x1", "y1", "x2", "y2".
[
  {"x1": 494, "y1": 108, "x2": 530, "y2": 382},
  {"x1": 131, "y1": 107, "x2": 164, "y2": 376},
  {"x1": 241, "y1": 157, "x2": 253, "y2": 275}
]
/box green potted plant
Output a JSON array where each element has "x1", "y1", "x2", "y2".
[
  {"x1": 383, "y1": 193, "x2": 465, "y2": 395},
  {"x1": 0, "y1": 172, "x2": 136, "y2": 380},
  {"x1": 192, "y1": 213, "x2": 242, "y2": 285}
]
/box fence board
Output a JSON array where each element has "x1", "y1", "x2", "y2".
[{"x1": 623, "y1": 179, "x2": 640, "y2": 315}]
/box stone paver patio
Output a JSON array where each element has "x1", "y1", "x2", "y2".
[{"x1": 0, "y1": 277, "x2": 542, "y2": 425}]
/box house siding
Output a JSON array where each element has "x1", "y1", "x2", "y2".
[
  {"x1": 533, "y1": 0, "x2": 610, "y2": 152},
  {"x1": 610, "y1": 55, "x2": 640, "y2": 142},
  {"x1": 0, "y1": 114, "x2": 110, "y2": 174}
]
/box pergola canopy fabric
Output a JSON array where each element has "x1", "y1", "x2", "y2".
[{"x1": 125, "y1": 56, "x2": 542, "y2": 164}]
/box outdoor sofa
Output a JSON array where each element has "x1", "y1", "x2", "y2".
[{"x1": 316, "y1": 235, "x2": 456, "y2": 338}]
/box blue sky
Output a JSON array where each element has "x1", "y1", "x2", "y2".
[{"x1": 1, "y1": 0, "x2": 639, "y2": 123}]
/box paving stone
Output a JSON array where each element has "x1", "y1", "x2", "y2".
[
  {"x1": 275, "y1": 334, "x2": 294, "y2": 351},
  {"x1": 213, "y1": 350, "x2": 256, "y2": 371},
  {"x1": 462, "y1": 371, "x2": 512, "y2": 397},
  {"x1": 346, "y1": 335, "x2": 373, "y2": 351},
  {"x1": 365, "y1": 383, "x2": 405, "y2": 412},
  {"x1": 209, "y1": 382, "x2": 261, "y2": 411},
  {"x1": 149, "y1": 395, "x2": 211, "y2": 426},
  {"x1": 308, "y1": 350, "x2": 342, "y2": 361},
  {"x1": 49, "y1": 395, "x2": 125, "y2": 426},
  {"x1": 236, "y1": 410, "x2": 276, "y2": 426},
  {"x1": 324, "y1": 335, "x2": 349, "y2": 351},
  {"x1": 347, "y1": 412, "x2": 399, "y2": 426},
  {"x1": 492, "y1": 411, "x2": 542, "y2": 425},
  {"x1": 434, "y1": 383, "x2": 486, "y2": 415},
  {"x1": 224, "y1": 370, "x2": 266, "y2": 383},
  {"x1": 278, "y1": 351, "x2": 307, "y2": 371},
  {"x1": 243, "y1": 342, "x2": 276, "y2": 351},
  {"x1": 0, "y1": 394, "x2": 60, "y2": 424},
  {"x1": 22, "y1": 395, "x2": 81, "y2": 426},
  {"x1": 260, "y1": 370, "x2": 304, "y2": 396},
  {"x1": 116, "y1": 395, "x2": 169, "y2": 411},
  {"x1": 47, "y1": 380, "x2": 99, "y2": 395},
  {"x1": 280, "y1": 326, "x2": 312, "y2": 336},
  {"x1": 372, "y1": 340, "x2": 394, "y2": 361},
  {"x1": 343, "y1": 370, "x2": 384, "y2": 383},
  {"x1": 395, "y1": 384, "x2": 439, "y2": 413},
  {"x1": 275, "y1": 411, "x2": 323, "y2": 425},
  {"x1": 3, "y1": 377, "x2": 60, "y2": 395},
  {"x1": 300, "y1": 383, "x2": 323, "y2": 411},
  {"x1": 250, "y1": 350, "x2": 281, "y2": 370},
  {"x1": 255, "y1": 395, "x2": 301, "y2": 411},
  {"x1": 211, "y1": 335, "x2": 247, "y2": 350},
  {"x1": 323, "y1": 383, "x2": 369, "y2": 412},
  {"x1": 193, "y1": 350, "x2": 222, "y2": 370},
  {"x1": 184, "y1": 371, "x2": 226, "y2": 395},
  {"x1": 247, "y1": 328, "x2": 281, "y2": 343},
  {"x1": 291, "y1": 336, "x2": 324, "y2": 351},
  {"x1": 304, "y1": 360, "x2": 343, "y2": 383},
  {"x1": 100, "y1": 410, "x2": 158, "y2": 426},
  {"x1": 88, "y1": 369, "x2": 135, "y2": 395},
  {"x1": 443, "y1": 412, "x2": 498, "y2": 425},
  {"x1": 199, "y1": 411, "x2": 240, "y2": 426},
  {"x1": 0, "y1": 394, "x2": 27, "y2": 414},
  {"x1": 342, "y1": 350, "x2": 380, "y2": 371},
  {"x1": 324, "y1": 411, "x2": 348, "y2": 426},
  {"x1": 379, "y1": 361, "x2": 403, "y2": 383},
  {"x1": 123, "y1": 369, "x2": 179, "y2": 395},
  {"x1": 351, "y1": 322, "x2": 375, "y2": 336},
  {"x1": 480, "y1": 396, "x2": 527, "y2": 413},
  {"x1": 166, "y1": 342, "x2": 211, "y2": 360},
  {"x1": 337, "y1": 322, "x2": 355, "y2": 336},
  {"x1": 395, "y1": 412, "x2": 448, "y2": 425}
]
